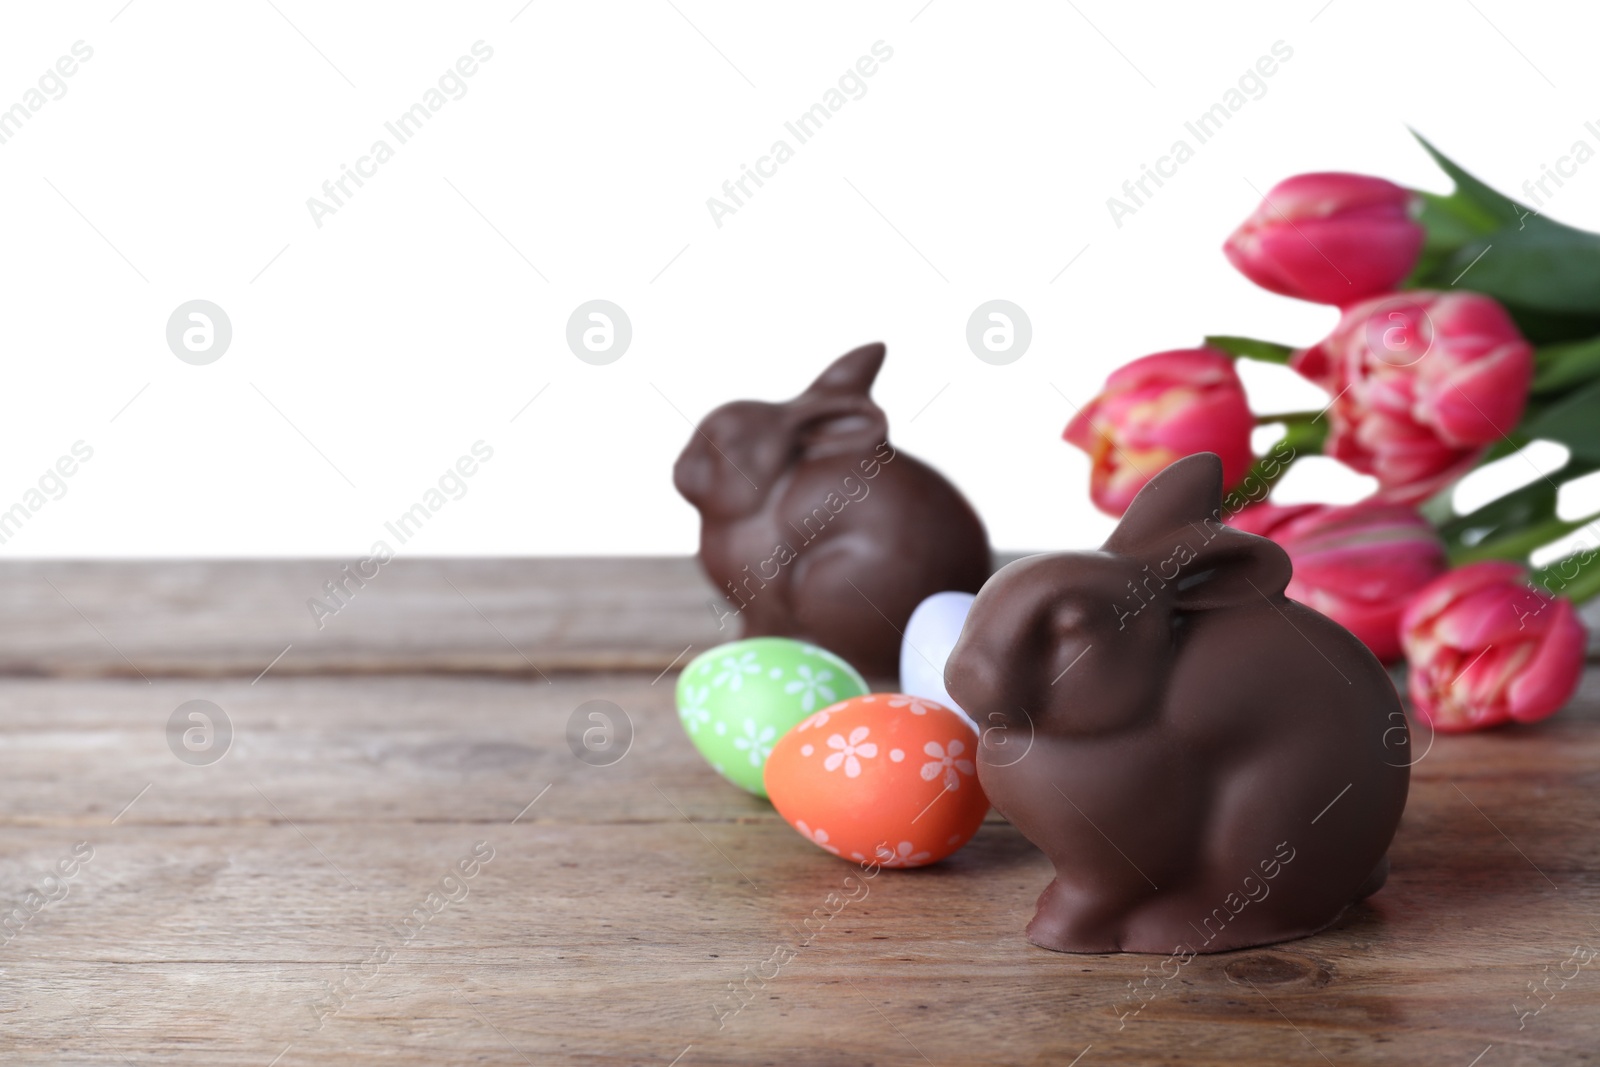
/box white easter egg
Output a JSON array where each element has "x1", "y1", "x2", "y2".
[{"x1": 899, "y1": 591, "x2": 977, "y2": 731}]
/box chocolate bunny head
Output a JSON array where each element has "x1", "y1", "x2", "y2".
[
  {"x1": 945, "y1": 452, "x2": 1407, "y2": 954},
  {"x1": 673, "y1": 343, "x2": 889, "y2": 521},
  {"x1": 675, "y1": 341, "x2": 991, "y2": 678},
  {"x1": 948, "y1": 453, "x2": 1292, "y2": 736}
]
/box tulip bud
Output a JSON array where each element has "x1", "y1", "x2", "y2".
[
  {"x1": 1292, "y1": 291, "x2": 1533, "y2": 504},
  {"x1": 1224, "y1": 172, "x2": 1424, "y2": 306},
  {"x1": 1230, "y1": 501, "x2": 1447, "y2": 662},
  {"x1": 1064, "y1": 348, "x2": 1254, "y2": 517},
  {"x1": 1401, "y1": 561, "x2": 1587, "y2": 732}
]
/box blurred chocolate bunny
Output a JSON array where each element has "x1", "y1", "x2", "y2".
[
  {"x1": 674, "y1": 342, "x2": 991, "y2": 677},
  {"x1": 945, "y1": 452, "x2": 1408, "y2": 954}
]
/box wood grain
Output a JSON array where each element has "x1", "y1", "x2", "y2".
[
  {"x1": 0, "y1": 558, "x2": 731, "y2": 679},
  {"x1": 0, "y1": 685, "x2": 1595, "y2": 1067},
  {"x1": 0, "y1": 561, "x2": 1595, "y2": 1064},
  {"x1": 7, "y1": 558, "x2": 1598, "y2": 681}
]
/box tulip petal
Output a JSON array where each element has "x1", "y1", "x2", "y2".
[
  {"x1": 1294, "y1": 291, "x2": 1531, "y2": 502},
  {"x1": 1432, "y1": 585, "x2": 1550, "y2": 649},
  {"x1": 1507, "y1": 599, "x2": 1587, "y2": 723},
  {"x1": 1224, "y1": 173, "x2": 1421, "y2": 305},
  {"x1": 1426, "y1": 344, "x2": 1534, "y2": 446},
  {"x1": 1062, "y1": 403, "x2": 1102, "y2": 449},
  {"x1": 1401, "y1": 561, "x2": 1526, "y2": 634},
  {"x1": 1227, "y1": 503, "x2": 1321, "y2": 539},
  {"x1": 1064, "y1": 348, "x2": 1254, "y2": 517}
]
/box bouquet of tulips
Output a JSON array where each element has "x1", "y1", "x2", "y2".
[{"x1": 1066, "y1": 135, "x2": 1600, "y2": 734}]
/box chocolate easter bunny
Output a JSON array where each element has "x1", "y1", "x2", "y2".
[
  {"x1": 674, "y1": 342, "x2": 991, "y2": 677},
  {"x1": 946, "y1": 453, "x2": 1409, "y2": 954}
]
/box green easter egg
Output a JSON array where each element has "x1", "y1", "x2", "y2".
[{"x1": 676, "y1": 637, "x2": 869, "y2": 796}]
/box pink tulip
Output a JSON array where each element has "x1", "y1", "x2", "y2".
[
  {"x1": 1401, "y1": 561, "x2": 1587, "y2": 732},
  {"x1": 1292, "y1": 291, "x2": 1534, "y2": 504},
  {"x1": 1229, "y1": 501, "x2": 1447, "y2": 663},
  {"x1": 1064, "y1": 348, "x2": 1255, "y2": 517},
  {"x1": 1224, "y1": 172, "x2": 1424, "y2": 306}
]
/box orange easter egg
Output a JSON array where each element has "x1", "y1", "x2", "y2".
[{"x1": 764, "y1": 694, "x2": 988, "y2": 868}]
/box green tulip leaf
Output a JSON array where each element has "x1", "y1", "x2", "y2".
[
  {"x1": 1534, "y1": 336, "x2": 1600, "y2": 396},
  {"x1": 1430, "y1": 223, "x2": 1600, "y2": 316},
  {"x1": 1412, "y1": 131, "x2": 1527, "y2": 230},
  {"x1": 1497, "y1": 303, "x2": 1600, "y2": 346},
  {"x1": 1439, "y1": 476, "x2": 1559, "y2": 547},
  {"x1": 1409, "y1": 133, "x2": 1600, "y2": 317},
  {"x1": 1407, "y1": 189, "x2": 1500, "y2": 283},
  {"x1": 1523, "y1": 378, "x2": 1600, "y2": 461}
]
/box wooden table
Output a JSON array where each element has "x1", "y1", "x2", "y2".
[{"x1": 2, "y1": 559, "x2": 1597, "y2": 1065}]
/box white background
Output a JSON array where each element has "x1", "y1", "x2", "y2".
[{"x1": 1, "y1": 0, "x2": 1597, "y2": 558}]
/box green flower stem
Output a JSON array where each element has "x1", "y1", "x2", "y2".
[
  {"x1": 1205, "y1": 335, "x2": 1296, "y2": 364},
  {"x1": 1448, "y1": 511, "x2": 1600, "y2": 566},
  {"x1": 1225, "y1": 420, "x2": 1326, "y2": 513},
  {"x1": 1437, "y1": 458, "x2": 1599, "y2": 545},
  {"x1": 1478, "y1": 434, "x2": 1531, "y2": 465},
  {"x1": 1532, "y1": 547, "x2": 1600, "y2": 605},
  {"x1": 1437, "y1": 478, "x2": 1551, "y2": 543},
  {"x1": 1255, "y1": 410, "x2": 1323, "y2": 427},
  {"x1": 1282, "y1": 418, "x2": 1328, "y2": 453}
]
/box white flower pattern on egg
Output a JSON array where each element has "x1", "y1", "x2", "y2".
[
  {"x1": 888, "y1": 696, "x2": 940, "y2": 716},
  {"x1": 783, "y1": 664, "x2": 837, "y2": 713},
  {"x1": 920, "y1": 738, "x2": 975, "y2": 791},
  {"x1": 711, "y1": 651, "x2": 763, "y2": 691},
  {"x1": 678, "y1": 684, "x2": 712, "y2": 734},
  {"x1": 794, "y1": 820, "x2": 840, "y2": 855},
  {"x1": 798, "y1": 700, "x2": 849, "y2": 732},
  {"x1": 876, "y1": 841, "x2": 932, "y2": 868},
  {"x1": 733, "y1": 719, "x2": 777, "y2": 766},
  {"x1": 823, "y1": 726, "x2": 877, "y2": 779}
]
